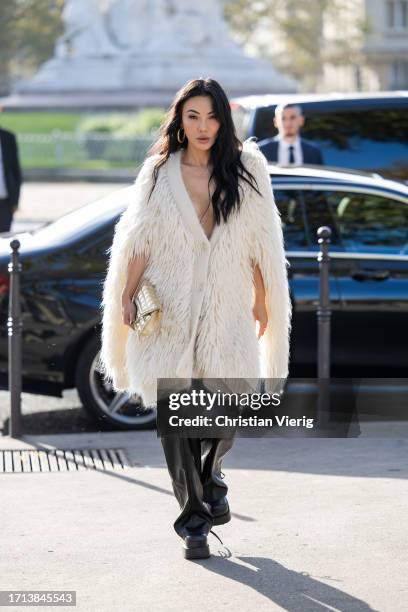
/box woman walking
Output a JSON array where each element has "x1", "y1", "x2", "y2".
[{"x1": 100, "y1": 78, "x2": 292, "y2": 559}]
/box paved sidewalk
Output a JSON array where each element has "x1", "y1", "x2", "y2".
[
  {"x1": 15, "y1": 181, "x2": 129, "y2": 222},
  {"x1": 1, "y1": 181, "x2": 129, "y2": 236},
  {"x1": 1, "y1": 432, "x2": 407, "y2": 611}
]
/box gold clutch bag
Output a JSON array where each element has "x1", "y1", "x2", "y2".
[{"x1": 131, "y1": 278, "x2": 162, "y2": 336}]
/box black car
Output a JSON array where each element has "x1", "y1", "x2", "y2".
[
  {"x1": 230, "y1": 91, "x2": 408, "y2": 181},
  {"x1": 0, "y1": 167, "x2": 407, "y2": 430}
]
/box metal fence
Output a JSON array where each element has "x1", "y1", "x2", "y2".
[{"x1": 17, "y1": 132, "x2": 154, "y2": 168}]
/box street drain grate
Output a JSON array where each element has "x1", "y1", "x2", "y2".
[{"x1": 0, "y1": 448, "x2": 131, "y2": 473}]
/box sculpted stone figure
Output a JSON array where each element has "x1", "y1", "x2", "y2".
[
  {"x1": 107, "y1": 0, "x2": 152, "y2": 51},
  {"x1": 56, "y1": 0, "x2": 119, "y2": 57},
  {"x1": 143, "y1": 0, "x2": 243, "y2": 55}
]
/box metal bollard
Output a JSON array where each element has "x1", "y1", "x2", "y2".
[
  {"x1": 317, "y1": 226, "x2": 332, "y2": 431},
  {"x1": 7, "y1": 239, "x2": 23, "y2": 438},
  {"x1": 317, "y1": 226, "x2": 332, "y2": 377}
]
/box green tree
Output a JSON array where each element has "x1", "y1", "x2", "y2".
[
  {"x1": 0, "y1": 0, "x2": 63, "y2": 95},
  {"x1": 223, "y1": 0, "x2": 371, "y2": 91},
  {"x1": 0, "y1": 2, "x2": 18, "y2": 94}
]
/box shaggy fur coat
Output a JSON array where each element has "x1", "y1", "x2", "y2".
[{"x1": 99, "y1": 139, "x2": 292, "y2": 407}]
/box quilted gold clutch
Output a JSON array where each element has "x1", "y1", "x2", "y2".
[{"x1": 131, "y1": 278, "x2": 162, "y2": 336}]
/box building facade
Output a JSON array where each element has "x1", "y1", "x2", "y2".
[{"x1": 320, "y1": 0, "x2": 408, "y2": 91}]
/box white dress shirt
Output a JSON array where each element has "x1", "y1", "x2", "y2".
[
  {"x1": 277, "y1": 134, "x2": 303, "y2": 166},
  {"x1": 0, "y1": 134, "x2": 9, "y2": 198}
]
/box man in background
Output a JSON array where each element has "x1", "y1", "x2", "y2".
[
  {"x1": 258, "y1": 103, "x2": 324, "y2": 166},
  {"x1": 0, "y1": 110, "x2": 23, "y2": 233}
]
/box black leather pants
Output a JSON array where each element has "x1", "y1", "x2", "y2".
[{"x1": 160, "y1": 434, "x2": 235, "y2": 538}]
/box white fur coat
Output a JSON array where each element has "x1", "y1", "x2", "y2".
[{"x1": 99, "y1": 139, "x2": 292, "y2": 407}]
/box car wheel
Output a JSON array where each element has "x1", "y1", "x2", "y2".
[{"x1": 75, "y1": 334, "x2": 156, "y2": 430}]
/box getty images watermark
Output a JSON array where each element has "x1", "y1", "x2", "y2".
[
  {"x1": 166, "y1": 387, "x2": 314, "y2": 428},
  {"x1": 156, "y1": 378, "x2": 316, "y2": 438}
]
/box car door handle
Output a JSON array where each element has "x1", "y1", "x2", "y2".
[{"x1": 350, "y1": 269, "x2": 390, "y2": 281}]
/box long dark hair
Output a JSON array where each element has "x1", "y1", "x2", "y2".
[{"x1": 145, "y1": 78, "x2": 261, "y2": 224}]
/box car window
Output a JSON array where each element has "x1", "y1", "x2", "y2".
[
  {"x1": 301, "y1": 190, "x2": 342, "y2": 248},
  {"x1": 302, "y1": 108, "x2": 408, "y2": 181},
  {"x1": 253, "y1": 106, "x2": 276, "y2": 140},
  {"x1": 253, "y1": 105, "x2": 408, "y2": 181},
  {"x1": 231, "y1": 103, "x2": 251, "y2": 141},
  {"x1": 324, "y1": 190, "x2": 408, "y2": 254},
  {"x1": 274, "y1": 189, "x2": 307, "y2": 249}
]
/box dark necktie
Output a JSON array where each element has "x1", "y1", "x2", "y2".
[{"x1": 288, "y1": 145, "x2": 295, "y2": 164}]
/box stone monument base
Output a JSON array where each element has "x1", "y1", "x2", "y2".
[{"x1": 15, "y1": 53, "x2": 297, "y2": 100}]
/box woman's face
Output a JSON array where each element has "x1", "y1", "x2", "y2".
[{"x1": 181, "y1": 95, "x2": 221, "y2": 151}]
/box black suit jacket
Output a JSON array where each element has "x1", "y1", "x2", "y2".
[
  {"x1": 257, "y1": 135, "x2": 324, "y2": 165},
  {"x1": 0, "y1": 127, "x2": 23, "y2": 208}
]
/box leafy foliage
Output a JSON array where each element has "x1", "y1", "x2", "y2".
[
  {"x1": 223, "y1": 0, "x2": 371, "y2": 90},
  {"x1": 0, "y1": 0, "x2": 63, "y2": 94}
]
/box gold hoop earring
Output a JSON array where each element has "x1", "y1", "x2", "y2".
[{"x1": 177, "y1": 127, "x2": 186, "y2": 144}]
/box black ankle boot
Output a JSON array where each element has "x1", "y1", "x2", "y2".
[
  {"x1": 182, "y1": 529, "x2": 225, "y2": 560},
  {"x1": 209, "y1": 495, "x2": 231, "y2": 525},
  {"x1": 182, "y1": 532, "x2": 210, "y2": 559}
]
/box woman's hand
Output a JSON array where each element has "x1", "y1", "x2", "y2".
[
  {"x1": 121, "y1": 254, "x2": 147, "y2": 329},
  {"x1": 253, "y1": 299, "x2": 268, "y2": 340},
  {"x1": 122, "y1": 297, "x2": 137, "y2": 329}
]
